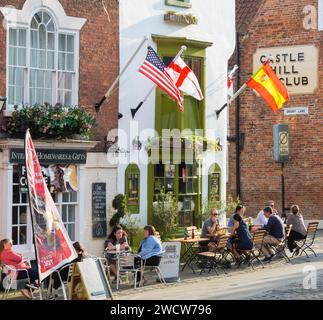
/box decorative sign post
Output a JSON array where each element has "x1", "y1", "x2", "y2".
[
  {"x1": 92, "y1": 183, "x2": 107, "y2": 238},
  {"x1": 273, "y1": 124, "x2": 290, "y2": 219}
]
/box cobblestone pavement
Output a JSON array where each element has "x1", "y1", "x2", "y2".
[{"x1": 248, "y1": 271, "x2": 323, "y2": 300}]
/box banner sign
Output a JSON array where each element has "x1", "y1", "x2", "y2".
[
  {"x1": 10, "y1": 148, "x2": 87, "y2": 164},
  {"x1": 92, "y1": 183, "x2": 107, "y2": 238},
  {"x1": 159, "y1": 242, "x2": 181, "y2": 282},
  {"x1": 25, "y1": 130, "x2": 78, "y2": 282}
]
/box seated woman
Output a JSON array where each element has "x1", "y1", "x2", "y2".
[
  {"x1": 286, "y1": 205, "x2": 307, "y2": 255},
  {"x1": 135, "y1": 225, "x2": 163, "y2": 282},
  {"x1": 105, "y1": 225, "x2": 129, "y2": 279},
  {"x1": 0, "y1": 238, "x2": 39, "y2": 299},
  {"x1": 228, "y1": 214, "x2": 253, "y2": 265}
]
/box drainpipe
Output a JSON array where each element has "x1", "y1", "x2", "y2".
[{"x1": 235, "y1": 31, "x2": 241, "y2": 199}]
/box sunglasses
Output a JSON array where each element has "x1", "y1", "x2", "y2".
[{"x1": 211, "y1": 213, "x2": 218, "y2": 216}]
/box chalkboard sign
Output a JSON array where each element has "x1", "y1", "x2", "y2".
[
  {"x1": 92, "y1": 183, "x2": 107, "y2": 238},
  {"x1": 68, "y1": 258, "x2": 113, "y2": 300}
]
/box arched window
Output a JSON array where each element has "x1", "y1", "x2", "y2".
[
  {"x1": 125, "y1": 164, "x2": 140, "y2": 214},
  {"x1": 5, "y1": 3, "x2": 83, "y2": 108},
  {"x1": 208, "y1": 163, "x2": 221, "y2": 202}
]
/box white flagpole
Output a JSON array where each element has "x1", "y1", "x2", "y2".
[{"x1": 95, "y1": 36, "x2": 148, "y2": 112}]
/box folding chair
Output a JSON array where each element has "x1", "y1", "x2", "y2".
[
  {"x1": 270, "y1": 224, "x2": 293, "y2": 262},
  {"x1": 248, "y1": 230, "x2": 267, "y2": 270},
  {"x1": 116, "y1": 254, "x2": 141, "y2": 290},
  {"x1": 292, "y1": 222, "x2": 319, "y2": 258},
  {"x1": 197, "y1": 235, "x2": 230, "y2": 275}
]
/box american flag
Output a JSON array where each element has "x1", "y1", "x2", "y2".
[{"x1": 139, "y1": 46, "x2": 184, "y2": 111}]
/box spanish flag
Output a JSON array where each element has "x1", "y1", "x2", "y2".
[{"x1": 247, "y1": 62, "x2": 289, "y2": 112}]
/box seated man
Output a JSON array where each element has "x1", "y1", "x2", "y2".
[
  {"x1": 200, "y1": 209, "x2": 220, "y2": 251},
  {"x1": 254, "y1": 200, "x2": 278, "y2": 227},
  {"x1": 255, "y1": 206, "x2": 285, "y2": 262}
]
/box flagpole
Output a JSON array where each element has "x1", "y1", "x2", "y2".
[
  {"x1": 24, "y1": 129, "x2": 42, "y2": 299},
  {"x1": 95, "y1": 36, "x2": 149, "y2": 113},
  {"x1": 131, "y1": 45, "x2": 187, "y2": 119},
  {"x1": 216, "y1": 83, "x2": 247, "y2": 119}
]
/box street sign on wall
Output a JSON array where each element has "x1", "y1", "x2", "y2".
[{"x1": 273, "y1": 124, "x2": 290, "y2": 163}]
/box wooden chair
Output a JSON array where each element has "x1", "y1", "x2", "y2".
[
  {"x1": 197, "y1": 235, "x2": 230, "y2": 275},
  {"x1": 269, "y1": 224, "x2": 293, "y2": 262},
  {"x1": 292, "y1": 222, "x2": 319, "y2": 258},
  {"x1": 248, "y1": 230, "x2": 267, "y2": 270}
]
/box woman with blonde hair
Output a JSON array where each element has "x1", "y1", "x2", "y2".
[{"x1": 0, "y1": 239, "x2": 39, "y2": 299}]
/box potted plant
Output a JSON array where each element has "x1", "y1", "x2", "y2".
[{"x1": 153, "y1": 188, "x2": 178, "y2": 240}]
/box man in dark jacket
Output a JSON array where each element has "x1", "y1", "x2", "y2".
[{"x1": 260, "y1": 206, "x2": 285, "y2": 262}]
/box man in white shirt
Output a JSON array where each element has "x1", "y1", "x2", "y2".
[{"x1": 254, "y1": 200, "x2": 278, "y2": 226}]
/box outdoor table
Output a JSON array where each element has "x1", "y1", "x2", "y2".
[{"x1": 169, "y1": 237, "x2": 209, "y2": 273}]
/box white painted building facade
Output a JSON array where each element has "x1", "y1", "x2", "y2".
[{"x1": 116, "y1": 0, "x2": 236, "y2": 227}]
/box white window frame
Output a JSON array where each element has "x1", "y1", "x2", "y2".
[
  {"x1": 52, "y1": 190, "x2": 79, "y2": 242},
  {"x1": 1, "y1": 0, "x2": 86, "y2": 110},
  {"x1": 319, "y1": 0, "x2": 323, "y2": 31}
]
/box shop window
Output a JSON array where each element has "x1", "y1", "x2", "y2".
[
  {"x1": 125, "y1": 164, "x2": 140, "y2": 214},
  {"x1": 12, "y1": 166, "x2": 28, "y2": 245},
  {"x1": 6, "y1": 9, "x2": 78, "y2": 108},
  {"x1": 208, "y1": 164, "x2": 221, "y2": 202},
  {"x1": 51, "y1": 191, "x2": 78, "y2": 241},
  {"x1": 11, "y1": 164, "x2": 79, "y2": 246}
]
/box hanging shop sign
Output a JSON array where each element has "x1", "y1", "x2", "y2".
[
  {"x1": 253, "y1": 45, "x2": 318, "y2": 95},
  {"x1": 9, "y1": 148, "x2": 87, "y2": 165},
  {"x1": 92, "y1": 183, "x2": 107, "y2": 238}
]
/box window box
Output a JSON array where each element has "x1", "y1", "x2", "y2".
[
  {"x1": 165, "y1": 0, "x2": 192, "y2": 9},
  {"x1": 164, "y1": 12, "x2": 198, "y2": 25},
  {"x1": 4, "y1": 104, "x2": 96, "y2": 140}
]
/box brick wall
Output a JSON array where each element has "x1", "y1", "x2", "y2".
[
  {"x1": 0, "y1": 0, "x2": 119, "y2": 150},
  {"x1": 228, "y1": 0, "x2": 323, "y2": 219}
]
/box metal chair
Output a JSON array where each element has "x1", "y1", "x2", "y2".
[
  {"x1": 47, "y1": 262, "x2": 74, "y2": 300},
  {"x1": 117, "y1": 254, "x2": 140, "y2": 290},
  {"x1": 139, "y1": 254, "x2": 166, "y2": 287},
  {"x1": 292, "y1": 222, "x2": 319, "y2": 258},
  {"x1": 0, "y1": 264, "x2": 33, "y2": 300}
]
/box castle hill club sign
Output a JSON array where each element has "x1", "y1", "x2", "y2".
[{"x1": 253, "y1": 45, "x2": 318, "y2": 95}]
